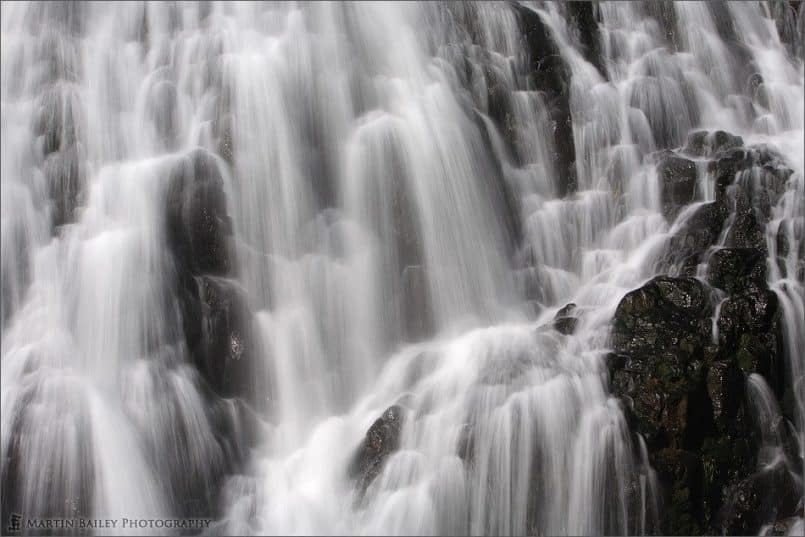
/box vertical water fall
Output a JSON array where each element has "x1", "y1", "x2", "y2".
[{"x1": 1, "y1": 2, "x2": 803, "y2": 536}]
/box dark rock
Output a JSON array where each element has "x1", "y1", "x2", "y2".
[
  {"x1": 192, "y1": 276, "x2": 254, "y2": 400},
  {"x1": 684, "y1": 130, "x2": 744, "y2": 158},
  {"x1": 707, "y1": 247, "x2": 767, "y2": 294},
  {"x1": 657, "y1": 151, "x2": 698, "y2": 218},
  {"x1": 456, "y1": 423, "x2": 475, "y2": 464},
  {"x1": 348, "y1": 405, "x2": 404, "y2": 494},
  {"x1": 644, "y1": 0, "x2": 679, "y2": 49},
  {"x1": 716, "y1": 462, "x2": 802, "y2": 535},
  {"x1": 566, "y1": 2, "x2": 605, "y2": 77},
  {"x1": 611, "y1": 276, "x2": 713, "y2": 449},
  {"x1": 553, "y1": 302, "x2": 578, "y2": 335},
  {"x1": 33, "y1": 82, "x2": 82, "y2": 156},
  {"x1": 710, "y1": 147, "x2": 751, "y2": 201},
  {"x1": 770, "y1": 0, "x2": 802, "y2": 58},
  {"x1": 651, "y1": 448, "x2": 705, "y2": 535},
  {"x1": 711, "y1": 145, "x2": 793, "y2": 215},
  {"x1": 663, "y1": 201, "x2": 729, "y2": 273},
  {"x1": 511, "y1": 3, "x2": 577, "y2": 196},
  {"x1": 705, "y1": 360, "x2": 746, "y2": 435},
  {"x1": 608, "y1": 273, "x2": 785, "y2": 534},
  {"x1": 726, "y1": 210, "x2": 767, "y2": 253},
  {"x1": 44, "y1": 143, "x2": 86, "y2": 227},
  {"x1": 717, "y1": 290, "x2": 784, "y2": 395},
  {"x1": 612, "y1": 276, "x2": 711, "y2": 358},
  {"x1": 166, "y1": 149, "x2": 233, "y2": 276}
]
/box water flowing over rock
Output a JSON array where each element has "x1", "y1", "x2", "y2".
[{"x1": 1, "y1": 1, "x2": 803, "y2": 536}]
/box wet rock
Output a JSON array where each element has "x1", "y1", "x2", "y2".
[
  {"x1": 707, "y1": 247, "x2": 767, "y2": 295},
  {"x1": 726, "y1": 210, "x2": 767, "y2": 253},
  {"x1": 44, "y1": 144, "x2": 86, "y2": 227},
  {"x1": 710, "y1": 147, "x2": 751, "y2": 201},
  {"x1": 512, "y1": 3, "x2": 577, "y2": 196},
  {"x1": 657, "y1": 150, "x2": 698, "y2": 218},
  {"x1": 711, "y1": 145, "x2": 793, "y2": 214},
  {"x1": 770, "y1": 0, "x2": 802, "y2": 58},
  {"x1": 612, "y1": 276, "x2": 711, "y2": 358},
  {"x1": 348, "y1": 405, "x2": 404, "y2": 494},
  {"x1": 566, "y1": 2, "x2": 605, "y2": 77},
  {"x1": 193, "y1": 276, "x2": 253, "y2": 400},
  {"x1": 664, "y1": 201, "x2": 729, "y2": 273},
  {"x1": 608, "y1": 274, "x2": 782, "y2": 534},
  {"x1": 651, "y1": 448, "x2": 705, "y2": 535},
  {"x1": 644, "y1": 0, "x2": 679, "y2": 49},
  {"x1": 456, "y1": 423, "x2": 475, "y2": 464},
  {"x1": 684, "y1": 130, "x2": 744, "y2": 158},
  {"x1": 166, "y1": 149, "x2": 233, "y2": 276},
  {"x1": 611, "y1": 276, "x2": 713, "y2": 448},
  {"x1": 553, "y1": 302, "x2": 578, "y2": 335},
  {"x1": 705, "y1": 360, "x2": 746, "y2": 435},
  {"x1": 716, "y1": 462, "x2": 802, "y2": 535},
  {"x1": 33, "y1": 82, "x2": 82, "y2": 156},
  {"x1": 717, "y1": 290, "x2": 784, "y2": 395}
]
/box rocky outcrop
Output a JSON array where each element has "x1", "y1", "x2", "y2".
[
  {"x1": 348, "y1": 405, "x2": 404, "y2": 495},
  {"x1": 166, "y1": 148, "x2": 233, "y2": 276},
  {"x1": 553, "y1": 302, "x2": 578, "y2": 335},
  {"x1": 707, "y1": 247, "x2": 767, "y2": 295},
  {"x1": 684, "y1": 130, "x2": 743, "y2": 159},
  {"x1": 615, "y1": 129, "x2": 801, "y2": 534},
  {"x1": 511, "y1": 3, "x2": 577, "y2": 197},
  {"x1": 165, "y1": 149, "x2": 258, "y2": 405},
  {"x1": 565, "y1": 2, "x2": 605, "y2": 77},
  {"x1": 657, "y1": 150, "x2": 698, "y2": 218},
  {"x1": 608, "y1": 271, "x2": 794, "y2": 534}
]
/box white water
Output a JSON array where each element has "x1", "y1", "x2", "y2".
[{"x1": 1, "y1": 2, "x2": 803, "y2": 535}]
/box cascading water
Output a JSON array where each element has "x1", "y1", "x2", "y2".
[{"x1": 1, "y1": 1, "x2": 802, "y2": 536}]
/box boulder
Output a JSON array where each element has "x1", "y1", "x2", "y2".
[
  {"x1": 717, "y1": 290, "x2": 784, "y2": 395},
  {"x1": 33, "y1": 82, "x2": 81, "y2": 156},
  {"x1": 726, "y1": 210, "x2": 767, "y2": 253},
  {"x1": 553, "y1": 302, "x2": 578, "y2": 335},
  {"x1": 565, "y1": 2, "x2": 605, "y2": 77},
  {"x1": 195, "y1": 276, "x2": 253, "y2": 399},
  {"x1": 707, "y1": 247, "x2": 767, "y2": 295},
  {"x1": 166, "y1": 149, "x2": 233, "y2": 276},
  {"x1": 511, "y1": 3, "x2": 577, "y2": 196},
  {"x1": 684, "y1": 130, "x2": 743, "y2": 159},
  {"x1": 663, "y1": 201, "x2": 729, "y2": 274},
  {"x1": 657, "y1": 151, "x2": 698, "y2": 218},
  {"x1": 44, "y1": 143, "x2": 86, "y2": 227},
  {"x1": 716, "y1": 462, "x2": 802, "y2": 535},
  {"x1": 609, "y1": 275, "x2": 779, "y2": 534},
  {"x1": 611, "y1": 276, "x2": 714, "y2": 449},
  {"x1": 348, "y1": 405, "x2": 404, "y2": 495}
]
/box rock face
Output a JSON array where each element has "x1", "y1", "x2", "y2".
[
  {"x1": 609, "y1": 275, "x2": 783, "y2": 534},
  {"x1": 511, "y1": 3, "x2": 577, "y2": 197},
  {"x1": 684, "y1": 130, "x2": 744, "y2": 159},
  {"x1": 166, "y1": 149, "x2": 233, "y2": 276},
  {"x1": 553, "y1": 302, "x2": 579, "y2": 335},
  {"x1": 164, "y1": 149, "x2": 258, "y2": 405},
  {"x1": 657, "y1": 151, "x2": 698, "y2": 218},
  {"x1": 707, "y1": 248, "x2": 767, "y2": 295},
  {"x1": 641, "y1": 131, "x2": 801, "y2": 533},
  {"x1": 348, "y1": 405, "x2": 404, "y2": 495}
]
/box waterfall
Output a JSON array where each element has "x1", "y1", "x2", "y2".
[{"x1": 1, "y1": 2, "x2": 803, "y2": 535}]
